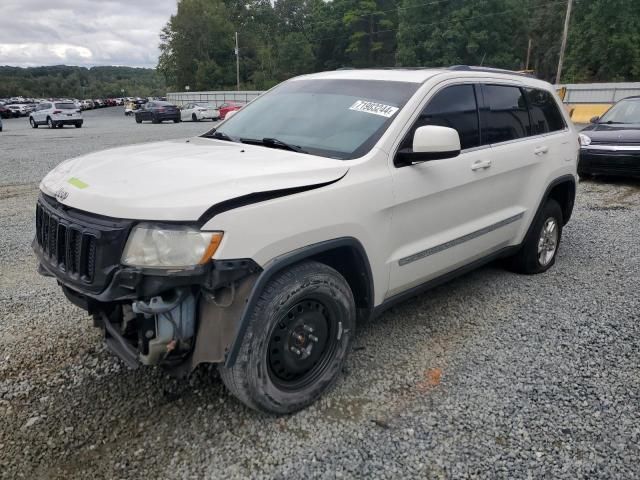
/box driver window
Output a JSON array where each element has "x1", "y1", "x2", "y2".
[{"x1": 399, "y1": 84, "x2": 480, "y2": 152}]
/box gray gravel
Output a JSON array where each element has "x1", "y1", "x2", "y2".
[{"x1": 1, "y1": 110, "x2": 639, "y2": 479}]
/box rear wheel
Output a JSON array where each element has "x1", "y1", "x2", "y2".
[
  {"x1": 30, "y1": 117, "x2": 38, "y2": 128},
  {"x1": 219, "y1": 261, "x2": 355, "y2": 414},
  {"x1": 75, "y1": 122, "x2": 82, "y2": 128},
  {"x1": 191, "y1": 113, "x2": 198, "y2": 122},
  {"x1": 506, "y1": 198, "x2": 563, "y2": 274},
  {"x1": 135, "y1": 116, "x2": 142, "y2": 124},
  {"x1": 173, "y1": 118, "x2": 180, "y2": 123},
  {"x1": 47, "y1": 117, "x2": 54, "y2": 129},
  {"x1": 152, "y1": 115, "x2": 160, "y2": 124}
]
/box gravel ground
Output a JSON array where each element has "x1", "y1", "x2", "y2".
[{"x1": 1, "y1": 110, "x2": 639, "y2": 479}]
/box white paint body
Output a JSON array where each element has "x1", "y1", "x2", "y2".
[
  {"x1": 40, "y1": 69, "x2": 578, "y2": 306},
  {"x1": 180, "y1": 103, "x2": 220, "y2": 122}
]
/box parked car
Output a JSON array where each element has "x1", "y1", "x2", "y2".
[
  {"x1": 6, "y1": 104, "x2": 30, "y2": 117},
  {"x1": 180, "y1": 103, "x2": 219, "y2": 122},
  {"x1": 80, "y1": 99, "x2": 94, "y2": 110},
  {"x1": 0, "y1": 105, "x2": 14, "y2": 118},
  {"x1": 34, "y1": 67, "x2": 577, "y2": 414},
  {"x1": 578, "y1": 96, "x2": 640, "y2": 179},
  {"x1": 29, "y1": 101, "x2": 83, "y2": 128},
  {"x1": 134, "y1": 101, "x2": 180, "y2": 124},
  {"x1": 218, "y1": 101, "x2": 243, "y2": 120}
]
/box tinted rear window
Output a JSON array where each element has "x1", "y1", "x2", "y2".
[
  {"x1": 481, "y1": 85, "x2": 530, "y2": 144},
  {"x1": 525, "y1": 88, "x2": 566, "y2": 134},
  {"x1": 55, "y1": 103, "x2": 76, "y2": 109}
]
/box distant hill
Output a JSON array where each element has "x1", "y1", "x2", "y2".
[{"x1": 0, "y1": 65, "x2": 166, "y2": 99}]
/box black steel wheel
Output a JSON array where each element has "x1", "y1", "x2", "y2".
[
  {"x1": 219, "y1": 261, "x2": 355, "y2": 414},
  {"x1": 267, "y1": 298, "x2": 340, "y2": 391}
]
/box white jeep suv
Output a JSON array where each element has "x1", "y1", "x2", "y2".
[
  {"x1": 30, "y1": 101, "x2": 83, "y2": 129},
  {"x1": 35, "y1": 67, "x2": 578, "y2": 413}
]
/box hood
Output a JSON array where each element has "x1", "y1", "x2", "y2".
[
  {"x1": 40, "y1": 137, "x2": 349, "y2": 221},
  {"x1": 581, "y1": 123, "x2": 640, "y2": 144}
]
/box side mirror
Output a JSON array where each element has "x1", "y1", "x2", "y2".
[
  {"x1": 589, "y1": 116, "x2": 600, "y2": 124},
  {"x1": 396, "y1": 125, "x2": 461, "y2": 166}
]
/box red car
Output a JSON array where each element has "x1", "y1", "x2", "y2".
[{"x1": 218, "y1": 101, "x2": 243, "y2": 120}]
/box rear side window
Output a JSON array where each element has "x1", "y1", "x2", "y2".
[
  {"x1": 480, "y1": 85, "x2": 530, "y2": 144},
  {"x1": 525, "y1": 88, "x2": 566, "y2": 134},
  {"x1": 400, "y1": 84, "x2": 480, "y2": 151}
]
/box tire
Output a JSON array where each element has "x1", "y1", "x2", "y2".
[
  {"x1": 135, "y1": 116, "x2": 142, "y2": 124},
  {"x1": 191, "y1": 113, "x2": 198, "y2": 122},
  {"x1": 506, "y1": 198, "x2": 563, "y2": 274},
  {"x1": 152, "y1": 115, "x2": 160, "y2": 124},
  {"x1": 30, "y1": 117, "x2": 38, "y2": 128},
  {"x1": 173, "y1": 118, "x2": 180, "y2": 123},
  {"x1": 75, "y1": 122, "x2": 82, "y2": 128},
  {"x1": 219, "y1": 261, "x2": 356, "y2": 414},
  {"x1": 47, "y1": 117, "x2": 54, "y2": 129}
]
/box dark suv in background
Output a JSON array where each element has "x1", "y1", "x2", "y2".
[{"x1": 135, "y1": 101, "x2": 181, "y2": 124}]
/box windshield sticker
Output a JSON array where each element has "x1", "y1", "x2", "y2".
[{"x1": 349, "y1": 100, "x2": 399, "y2": 118}]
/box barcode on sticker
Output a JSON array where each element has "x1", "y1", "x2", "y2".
[{"x1": 349, "y1": 100, "x2": 399, "y2": 118}]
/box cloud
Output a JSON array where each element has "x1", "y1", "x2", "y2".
[{"x1": 0, "y1": 0, "x2": 177, "y2": 68}]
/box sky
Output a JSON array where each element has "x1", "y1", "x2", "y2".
[{"x1": 0, "y1": 0, "x2": 177, "y2": 69}]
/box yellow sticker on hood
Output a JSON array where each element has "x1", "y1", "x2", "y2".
[{"x1": 68, "y1": 177, "x2": 89, "y2": 189}]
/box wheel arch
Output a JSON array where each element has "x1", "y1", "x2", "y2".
[
  {"x1": 224, "y1": 237, "x2": 374, "y2": 367},
  {"x1": 544, "y1": 175, "x2": 576, "y2": 225}
]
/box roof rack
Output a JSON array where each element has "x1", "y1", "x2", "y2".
[{"x1": 448, "y1": 65, "x2": 536, "y2": 78}]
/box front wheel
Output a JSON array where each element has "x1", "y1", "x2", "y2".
[
  {"x1": 47, "y1": 117, "x2": 54, "y2": 129},
  {"x1": 75, "y1": 122, "x2": 82, "y2": 128},
  {"x1": 191, "y1": 113, "x2": 198, "y2": 122},
  {"x1": 506, "y1": 198, "x2": 563, "y2": 274},
  {"x1": 30, "y1": 117, "x2": 38, "y2": 128},
  {"x1": 219, "y1": 261, "x2": 356, "y2": 414},
  {"x1": 135, "y1": 116, "x2": 142, "y2": 124}
]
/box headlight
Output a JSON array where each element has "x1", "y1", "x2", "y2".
[
  {"x1": 122, "y1": 224, "x2": 223, "y2": 268},
  {"x1": 579, "y1": 133, "x2": 592, "y2": 146}
]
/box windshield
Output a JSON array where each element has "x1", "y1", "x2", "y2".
[
  {"x1": 203, "y1": 79, "x2": 419, "y2": 159},
  {"x1": 55, "y1": 103, "x2": 76, "y2": 109},
  {"x1": 600, "y1": 99, "x2": 640, "y2": 124}
]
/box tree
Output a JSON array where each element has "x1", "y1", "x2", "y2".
[
  {"x1": 564, "y1": 0, "x2": 640, "y2": 82},
  {"x1": 397, "y1": 0, "x2": 529, "y2": 69},
  {"x1": 158, "y1": 0, "x2": 235, "y2": 91}
]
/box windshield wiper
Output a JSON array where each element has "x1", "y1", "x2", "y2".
[
  {"x1": 603, "y1": 120, "x2": 627, "y2": 124},
  {"x1": 202, "y1": 129, "x2": 234, "y2": 141},
  {"x1": 240, "y1": 137, "x2": 308, "y2": 154}
]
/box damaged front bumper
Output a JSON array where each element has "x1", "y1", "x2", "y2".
[{"x1": 34, "y1": 193, "x2": 261, "y2": 373}]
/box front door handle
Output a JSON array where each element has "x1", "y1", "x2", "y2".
[
  {"x1": 471, "y1": 159, "x2": 492, "y2": 171},
  {"x1": 534, "y1": 146, "x2": 549, "y2": 155}
]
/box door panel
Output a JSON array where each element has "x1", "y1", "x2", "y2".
[
  {"x1": 386, "y1": 82, "x2": 533, "y2": 298},
  {"x1": 388, "y1": 147, "x2": 526, "y2": 297}
]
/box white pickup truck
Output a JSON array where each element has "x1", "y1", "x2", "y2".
[{"x1": 34, "y1": 66, "x2": 578, "y2": 413}]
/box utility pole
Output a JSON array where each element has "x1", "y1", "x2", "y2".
[
  {"x1": 235, "y1": 32, "x2": 240, "y2": 91},
  {"x1": 525, "y1": 38, "x2": 532, "y2": 71},
  {"x1": 556, "y1": 0, "x2": 573, "y2": 84}
]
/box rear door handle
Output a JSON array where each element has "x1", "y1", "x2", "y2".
[
  {"x1": 534, "y1": 146, "x2": 549, "y2": 155},
  {"x1": 471, "y1": 159, "x2": 492, "y2": 171}
]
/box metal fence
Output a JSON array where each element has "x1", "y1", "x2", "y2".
[
  {"x1": 166, "y1": 90, "x2": 264, "y2": 107},
  {"x1": 560, "y1": 82, "x2": 640, "y2": 104},
  {"x1": 166, "y1": 83, "x2": 640, "y2": 108}
]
